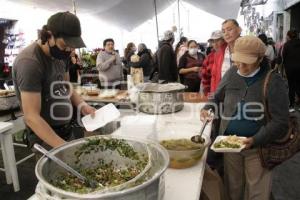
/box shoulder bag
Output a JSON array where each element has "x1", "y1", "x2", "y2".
[{"x1": 258, "y1": 70, "x2": 300, "y2": 169}]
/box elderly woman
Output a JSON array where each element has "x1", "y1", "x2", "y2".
[{"x1": 201, "y1": 36, "x2": 289, "y2": 200}]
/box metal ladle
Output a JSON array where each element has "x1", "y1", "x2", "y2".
[
  {"x1": 34, "y1": 144, "x2": 98, "y2": 188},
  {"x1": 191, "y1": 109, "x2": 213, "y2": 144}
]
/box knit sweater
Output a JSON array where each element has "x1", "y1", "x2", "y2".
[
  {"x1": 204, "y1": 59, "x2": 289, "y2": 147},
  {"x1": 225, "y1": 67, "x2": 265, "y2": 137},
  {"x1": 96, "y1": 50, "x2": 123, "y2": 85}
]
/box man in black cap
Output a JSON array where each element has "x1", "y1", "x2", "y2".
[{"x1": 12, "y1": 12, "x2": 95, "y2": 148}]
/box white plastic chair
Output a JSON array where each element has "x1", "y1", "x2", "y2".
[
  {"x1": 0, "y1": 121, "x2": 19, "y2": 191},
  {"x1": 0, "y1": 118, "x2": 34, "y2": 192}
]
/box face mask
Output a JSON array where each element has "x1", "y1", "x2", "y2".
[
  {"x1": 189, "y1": 48, "x2": 198, "y2": 56},
  {"x1": 48, "y1": 41, "x2": 71, "y2": 60}
]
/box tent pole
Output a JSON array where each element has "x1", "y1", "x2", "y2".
[
  {"x1": 177, "y1": 0, "x2": 181, "y2": 39},
  {"x1": 72, "y1": 0, "x2": 77, "y2": 15},
  {"x1": 153, "y1": 0, "x2": 159, "y2": 45},
  {"x1": 72, "y1": 0, "x2": 82, "y2": 59}
]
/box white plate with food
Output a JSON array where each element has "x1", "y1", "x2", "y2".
[{"x1": 211, "y1": 135, "x2": 246, "y2": 153}]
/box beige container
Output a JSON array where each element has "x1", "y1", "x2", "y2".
[{"x1": 131, "y1": 67, "x2": 144, "y2": 85}]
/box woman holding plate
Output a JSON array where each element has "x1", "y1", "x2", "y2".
[{"x1": 200, "y1": 36, "x2": 289, "y2": 200}]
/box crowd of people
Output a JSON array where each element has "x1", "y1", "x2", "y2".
[
  {"x1": 90, "y1": 19, "x2": 300, "y2": 115},
  {"x1": 53, "y1": 14, "x2": 299, "y2": 113}
]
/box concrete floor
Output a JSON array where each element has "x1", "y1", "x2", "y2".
[{"x1": 0, "y1": 143, "x2": 37, "y2": 200}]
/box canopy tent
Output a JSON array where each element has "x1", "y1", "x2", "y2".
[
  {"x1": 4, "y1": 0, "x2": 241, "y2": 31},
  {"x1": 0, "y1": 0, "x2": 243, "y2": 52}
]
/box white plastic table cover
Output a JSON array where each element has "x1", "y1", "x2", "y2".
[{"x1": 114, "y1": 103, "x2": 212, "y2": 200}]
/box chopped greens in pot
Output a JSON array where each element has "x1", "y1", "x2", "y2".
[
  {"x1": 51, "y1": 138, "x2": 148, "y2": 194},
  {"x1": 75, "y1": 138, "x2": 140, "y2": 164}
]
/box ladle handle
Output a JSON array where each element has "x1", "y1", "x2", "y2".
[
  {"x1": 199, "y1": 119, "x2": 209, "y2": 136},
  {"x1": 199, "y1": 109, "x2": 213, "y2": 136},
  {"x1": 34, "y1": 144, "x2": 86, "y2": 182}
]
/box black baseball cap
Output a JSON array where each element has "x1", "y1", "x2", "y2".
[{"x1": 47, "y1": 11, "x2": 85, "y2": 48}]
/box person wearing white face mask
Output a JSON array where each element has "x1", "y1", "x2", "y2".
[
  {"x1": 188, "y1": 47, "x2": 198, "y2": 56},
  {"x1": 178, "y1": 40, "x2": 205, "y2": 92}
]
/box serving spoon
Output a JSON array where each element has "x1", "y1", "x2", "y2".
[
  {"x1": 191, "y1": 109, "x2": 213, "y2": 144},
  {"x1": 34, "y1": 144, "x2": 98, "y2": 188}
]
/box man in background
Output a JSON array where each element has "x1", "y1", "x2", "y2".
[
  {"x1": 210, "y1": 19, "x2": 241, "y2": 93},
  {"x1": 157, "y1": 30, "x2": 178, "y2": 83},
  {"x1": 96, "y1": 38, "x2": 123, "y2": 88}
]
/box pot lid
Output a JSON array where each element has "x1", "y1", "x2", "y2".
[
  {"x1": 136, "y1": 83, "x2": 186, "y2": 93},
  {"x1": 0, "y1": 89, "x2": 16, "y2": 97}
]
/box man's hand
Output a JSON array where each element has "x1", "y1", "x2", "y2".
[
  {"x1": 71, "y1": 91, "x2": 96, "y2": 118},
  {"x1": 81, "y1": 104, "x2": 96, "y2": 117},
  {"x1": 111, "y1": 54, "x2": 117, "y2": 61},
  {"x1": 200, "y1": 109, "x2": 214, "y2": 122},
  {"x1": 243, "y1": 137, "x2": 254, "y2": 149}
]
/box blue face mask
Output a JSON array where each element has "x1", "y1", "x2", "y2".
[{"x1": 48, "y1": 41, "x2": 71, "y2": 60}]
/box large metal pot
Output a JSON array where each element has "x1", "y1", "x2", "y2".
[
  {"x1": 0, "y1": 92, "x2": 19, "y2": 111},
  {"x1": 137, "y1": 83, "x2": 185, "y2": 114},
  {"x1": 35, "y1": 135, "x2": 169, "y2": 200}
]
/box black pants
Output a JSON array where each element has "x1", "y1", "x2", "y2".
[
  {"x1": 285, "y1": 68, "x2": 300, "y2": 107},
  {"x1": 184, "y1": 78, "x2": 200, "y2": 92}
]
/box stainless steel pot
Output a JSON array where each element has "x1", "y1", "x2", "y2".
[
  {"x1": 0, "y1": 94, "x2": 19, "y2": 111},
  {"x1": 137, "y1": 83, "x2": 185, "y2": 114},
  {"x1": 35, "y1": 135, "x2": 169, "y2": 200}
]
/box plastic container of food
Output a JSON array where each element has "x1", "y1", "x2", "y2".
[
  {"x1": 156, "y1": 120, "x2": 211, "y2": 169},
  {"x1": 160, "y1": 137, "x2": 210, "y2": 169}
]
